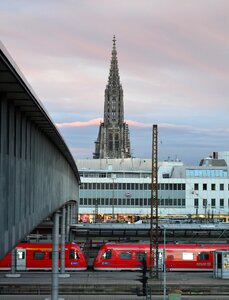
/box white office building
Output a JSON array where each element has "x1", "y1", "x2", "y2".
[{"x1": 76, "y1": 157, "x2": 229, "y2": 223}]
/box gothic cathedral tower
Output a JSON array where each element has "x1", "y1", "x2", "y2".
[{"x1": 93, "y1": 36, "x2": 131, "y2": 159}]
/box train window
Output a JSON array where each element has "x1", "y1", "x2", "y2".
[
  {"x1": 69, "y1": 250, "x2": 79, "y2": 260},
  {"x1": 136, "y1": 252, "x2": 147, "y2": 261},
  {"x1": 120, "y1": 252, "x2": 132, "y2": 260},
  {"x1": 102, "y1": 250, "x2": 112, "y2": 259},
  {"x1": 198, "y1": 252, "x2": 209, "y2": 260},
  {"x1": 17, "y1": 251, "x2": 25, "y2": 260},
  {"x1": 34, "y1": 252, "x2": 45, "y2": 260}
]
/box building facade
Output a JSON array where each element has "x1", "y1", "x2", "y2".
[
  {"x1": 93, "y1": 36, "x2": 131, "y2": 159},
  {"x1": 77, "y1": 158, "x2": 229, "y2": 223}
]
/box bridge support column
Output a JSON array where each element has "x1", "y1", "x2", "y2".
[
  {"x1": 59, "y1": 206, "x2": 69, "y2": 278},
  {"x1": 5, "y1": 248, "x2": 21, "y2": 278},
  {"x1": 66, "y1": 204, "x2": 70, "y2": 242}
]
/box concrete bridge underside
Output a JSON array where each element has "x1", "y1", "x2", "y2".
[{"x1": 0, "y1": 41, "x2": 80, "y2": 259}]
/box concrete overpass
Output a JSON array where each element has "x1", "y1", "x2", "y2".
[{"x1": 0, "y1": 41, "x2": 80, "y2": 259}]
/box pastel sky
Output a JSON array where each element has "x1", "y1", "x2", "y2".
[{"x1": 1, "y1": 0, "x2": 229, "y2": 165}]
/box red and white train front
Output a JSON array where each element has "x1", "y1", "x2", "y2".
[{"x1": 0, "y1": 243, "x2": 87, "y2": 271}]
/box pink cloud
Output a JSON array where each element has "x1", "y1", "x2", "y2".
[{"x1": 56, "y1": 118, "x2": 103, "y2": 128}]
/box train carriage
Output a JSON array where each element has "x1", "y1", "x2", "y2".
[
  {"x1": 0, "y1": 243, "x2": 87, "y2": 271},
  {"x1": 93, "y1": 242, "x2": 229, "y2": 271}
]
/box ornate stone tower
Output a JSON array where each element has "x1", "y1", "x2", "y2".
[{"x1": 93, "y1": 36, "x2": 131, "y2": 159}]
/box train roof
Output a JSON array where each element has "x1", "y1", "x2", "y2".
[{"x1": 101, "y1": 242, "x2": 229, "y2": 250}]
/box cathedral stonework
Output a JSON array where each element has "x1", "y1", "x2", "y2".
[{"x1": 93, "y1": 36, "x2": 131, "y2": 159}]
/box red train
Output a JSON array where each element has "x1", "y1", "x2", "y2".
[
  {"x1": 0, "y1": 243, "x2": 87, "y2": 271},
  {"x1": 93, "y1": 242, "x2": 229, "y2": 271}
]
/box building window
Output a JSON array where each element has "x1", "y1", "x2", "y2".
[
  {"x1": 220, "y1": 198, "x2": 224, "y2": 208},
  {"x1": 211, "y1": 199, "x2": 215, "y2": 208},
  {"x1": 211, "y1": 184, "x2": 216, "y2": 191},
  {"x1": 203, "y1": 199, "x2": 207, "y2": 207},
  {"x1": 220, "y1": 184, "x2": 224, "y2": 191},
  {"x1": 203, "y1": 183, "x2": 207, "y2": 191},
  {"x1": 194, "y1": 198, "x2": 199, "y2": 208},
  {"x1": 194, "y1": 183, "x2": 198, "y2": 190},
  {"x1": 182, "y1": 199, "x2": 185, "y2": 206}
]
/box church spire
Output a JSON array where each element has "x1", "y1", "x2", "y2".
[
  {"x1": 108, "y1": 35, "x2": 120, "y2": 88},
  {"x1": 93, "y1": 36, "x2": 131, "y2": 159},
  {"x1": 104, "y1": 36, "x2": 124, "y2": 126}
]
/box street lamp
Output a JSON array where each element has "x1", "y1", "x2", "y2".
[{"x1": 111, "y1": 174, "x2": 116, "y2": 219}]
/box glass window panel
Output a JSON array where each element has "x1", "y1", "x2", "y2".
[
  {"x1": 69, "y1": 250, "x2": 79, "y2": 260},
  {"x1": 102, "y1": 250, "x2": 112, "y2": 259},
  {"x1": 120, "y1": 252, "x2": 132, "y2": 260},
  {"x1": 33, "y1": 252, "x2": 44, "y2": 260},
  {"x1": 136, "y1": 252, "x2": 147, "y2": 261}
]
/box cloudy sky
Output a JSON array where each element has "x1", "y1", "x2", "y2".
[{"x1": 1, "y1": 0, "x2": 229, "y2": 165}]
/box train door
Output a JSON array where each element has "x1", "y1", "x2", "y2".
[
  {"x1": 16, "y1": 248, "x2": 26, "y2": 271},
  {"x1": 155, "y1": 249, "x2": 163, "y2": 270}
]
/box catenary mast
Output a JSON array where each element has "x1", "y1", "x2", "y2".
[{"x1": 93, "y1": 36, "x2": 131, "y2": 159}]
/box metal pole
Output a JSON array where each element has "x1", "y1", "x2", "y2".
[
  {"x1": 150, "y1": 124, "x2": 159, "y2": 279},
  {"x1": 111, "y1": 174, "x2": 116, "y2": 219},
  {"x1": 66, "y1": 204, "x2": 70, "y2": 242},
  {"x1": 11, "y1": 248, "x2": 16, "y2": 274},
  {"x1": 163, "y1": 228, "x2": 166, "y2": 300},
  {"x1": 60, "y1": 206, "x2": 66, "y2": 274},
  {"x1": 51, "y1": 211, "x2": 59, "y2": 300}
]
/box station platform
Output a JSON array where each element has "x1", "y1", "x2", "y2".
[{"x1": 0, "y1": 271, "x2": 228, "y2": 296}]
